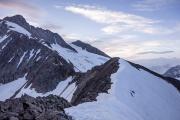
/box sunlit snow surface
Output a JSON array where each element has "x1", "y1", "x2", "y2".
[{"x1": 66, "y1": 59, "x2": 180, "y2": 120}]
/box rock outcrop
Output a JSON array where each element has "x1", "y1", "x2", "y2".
[
  {"x1": 0, "y1": 94, "x2": 72, "y2": 120},
  {"x1": 70, "y1": 57, "x2": 119, "y2": 105}
]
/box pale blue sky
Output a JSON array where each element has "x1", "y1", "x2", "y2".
[{"x1": 0, "y1": 0, "x2": 180, "y2": 60}]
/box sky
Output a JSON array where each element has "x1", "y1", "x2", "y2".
[{"x1": 0, "y1": 0, "x2": 180, "y2": 60}]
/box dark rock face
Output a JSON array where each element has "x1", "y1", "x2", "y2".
[
  {"x1": 0, "y1": 30, "x2": 75, "y2": 93},
  {"x1": 0, "y1": 20, "x2": 9, "y2": 37},
  {"x1": 3, "y1": 15, "x2": 77, "y2": 52},
  {"x1": 70, "y1": 57, "x2": 119, "y2": 105},
  {"x1": 164, "y1": 65, "x2": 180, "y2": 79},
  {"x1": 128, "y1": 61, "x2": 180, "y2": 92},
  {"x1": 72, "y1": 40, "x2": 110, "y2": 58},
  {"x1": 0, "y1": 15, "x2": 77, "y2": 93},
  {"x1": 0, "y1": 94, "x2": 72, "y2": 120}
]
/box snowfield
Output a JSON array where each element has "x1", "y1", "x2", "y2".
[{"x1": 66, "y1": 59, "x2": 180, "y2": 120}]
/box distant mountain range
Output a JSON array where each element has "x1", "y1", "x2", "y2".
[
  {"x1": 0, "y1": 15, "x2": 180, "y2": 120},
  {"x1": 164, "y1": 65, "x2": 180, "y2": 80},
  {"x1": 134, "y1": 58, "x2": 180, "y2": 74}
]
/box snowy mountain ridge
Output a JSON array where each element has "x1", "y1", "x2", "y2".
[
  {"x1": 0, "y1": 15, "x2": 180, "y2": 120},
  {"x1": 0, "y1": 15, "x2": 111, "y2": 102}
]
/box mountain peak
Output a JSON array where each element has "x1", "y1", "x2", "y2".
[
  {"x1": 3, "y1": 15, "x2": 29, "y2": 29},
  {"x1": 4, "y1": 14, "x2": 27, "y2": 22},
  {"x1": 1, "y1": 15, "x2": 77, "y2": 52}
]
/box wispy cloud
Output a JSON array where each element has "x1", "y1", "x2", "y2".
[
  {"x1": 62, "y1": 33, "x2": 82, "y2": 41},
  {"x1": 64, "y1": 5, "x2": 177, "y2": 35},
  {"x1": 132, "y1": 0, "x2": 177, "y2": 11},
  {"x1": 137, "y1": 50, "x2": 174, "y2": 55},
  {"x1": 62, "y1": 33, "x2": 98, "y2": 43},
  {"x1": 91, "y1": 36, "x2": 180, "y2": 60},
  {"x1": 54, "y1": 5, "x2": 63, "y2": 9},
  {"x1": 0, "y1": 0, "x2": 43, "y2": 21},
  {"x1": 63, "y1": 4, "x2": 180, "y2": 60}
]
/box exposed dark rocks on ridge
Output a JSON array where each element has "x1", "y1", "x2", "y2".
[
  {"x1": 72, "y1": 40, "x2": 110, "y2": 58},
  {"x1": 70, "y1": 57, "x2": 119, "y2": 105},
  {"x1": 0, "y1": 94, "x2": 72, "y2": 120}
]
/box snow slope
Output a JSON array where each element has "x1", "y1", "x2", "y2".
[
  {"x1": 66, "y1": 59, "x2": 180, "y2": 120},
  {"x1": 0, "y1": 75, "x2": 27, "y2": 101},
  {"x1": 50, "y1": 43, "x2": 109, "y2": 72}
]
